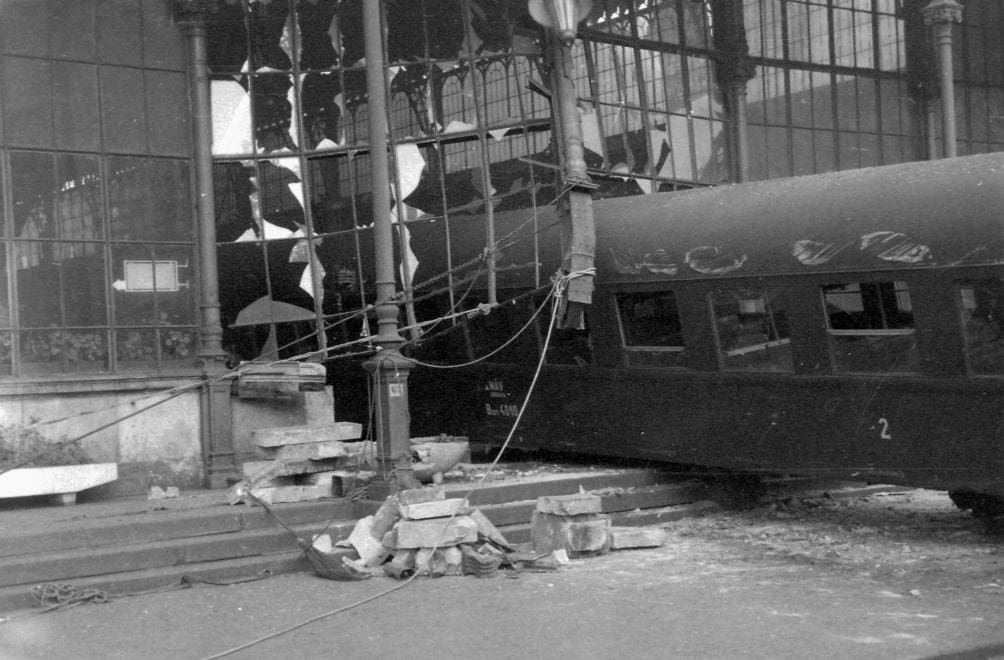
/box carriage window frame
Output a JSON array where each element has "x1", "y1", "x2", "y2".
[
  {"x1": 614, "y1": 289, "x2": 687, "y2": 369},
  {"x1": 957, "y1": 278, "x2": 1003, "y2": 377},
  {"x1": 710, "y1": 286, "x2": 793, "y2": 373},
  {"x1": 820, "y1": 280, "x2": 919, "y2": 374}
]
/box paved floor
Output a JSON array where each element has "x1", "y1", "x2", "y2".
[{"x1": 1, "y1": 525, "x2": 1001, "y2": 660}]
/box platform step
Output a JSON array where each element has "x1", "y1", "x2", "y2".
[{"x1": 0, "y1": 466, "x2": 704, "y2": 616}]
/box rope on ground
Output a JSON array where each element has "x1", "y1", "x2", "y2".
[{"x1": 0, "y1": 571, "x2": 277, "y2": 624}]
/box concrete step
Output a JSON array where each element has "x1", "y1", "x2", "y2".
[
  {"x1": 0, "y1": 519, "x2": 358, "y2": 589},
  {"x1": 0, "y1": 550, "x2": 319, "y2": 615},
  {"x1": 0, "y1": 498, "x2": 359, "y2": 558},
  {"x1": 0, "y1": 466, "x2": 706, "y2": 616}
]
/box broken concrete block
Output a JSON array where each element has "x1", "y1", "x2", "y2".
[
  {"x1": 253, "y1": 421, "x2": 363, "y2": 447},
  {"x1": 467, "y1": 508, "x2": 510, "y2": 549},
  {"x1": 398, "y1": 498, "x2": 469, "y2": 520},
  {"x1": 336, "y1": 515, "x2": 392, "y2": 567},
  {"x1": 415, "y1": 547, "x2": 449, "y2": 576},
  {"x1": 370, "y1": 495, "x2": 401, "y2": 540},
  {"x1": 438, "y1": 546, "x2": 463, "y2": 576},
  {"x1": 226, "y1": 481, "x2": 248, "y2": 506},
  {"x1": 531, "y1": 511, "x2": 611, "y2": 556},
  {"x1": 609, "y1": 526, "x2": 668, "y2": 550},
  {"x1": 391, "y1": 515, "x2": 478, "y2": 549},
  {"x1": 148, "y1": 486, "x2": 167, "y2": 500},
  {"x1": 397, "y1": 485, "x2": 445, "y2": 505},
  {"x1": 312, "y1": 534, "x2": 333, "y2": 553},
  {"x1": 384, "y1": 549, "x2": 416, "y2": 579},
  {"x1": 535, "y1": 492, "x2": 602, "y2": 516},
  {"x1": 256, "y1": 441, "x2": 350, "y2": 461}
]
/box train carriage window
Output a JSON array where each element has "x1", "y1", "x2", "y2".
[
  {"x1": 711, "y1": 288, "x2": 793, "y2": 372},
  {"x1": 821, "y1": 281, "x2": 919, "y2": 373},
  {"x1": 959, "y1": 278, "x2": 1003, "y2": 376},
  {"x1": 615, "y1": 291, "x2": 687, "y2": 368}
]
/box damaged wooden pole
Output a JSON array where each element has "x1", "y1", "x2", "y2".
[
  {"x1": 539, "y1": 4, "x2": 597, "y2": 330},
  {"x1": 362, "y1": 0, "x2": 420, "y2": 492}
]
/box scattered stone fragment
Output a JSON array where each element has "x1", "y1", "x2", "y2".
[
  {"x1": 391, "y1": 515, "x2": 479, "y2": 549},
  {"x1": 399, "y1": 497, "x2": 470, "y2": 520},
  {"x1": 370, "y1": 495, "x2": 401, "y2": 540},
  {"x1": 467, "y1": 508, "x2": 511, "y2": 550},
  {"x1": 439, "y1": 546, "x2": 463, "y2": 576},
  {"x1": 150, "y1": 486, "x2": 182, "y2": 500},
  {"x1": 384, "y1": 549, "x2": 416, "y2": 579},
  {"x1": 531, "y1": 510, "x2": 611, "y2": 556},
  {"x1": 336, "y1": 515, "x2": 391, "y2": 567},
  {"x1": 311, "y1": 534, "x2": 333, "y2": 553},
  {"x1": 608, "y1": 526, "x2": 668, "y2": 550}
]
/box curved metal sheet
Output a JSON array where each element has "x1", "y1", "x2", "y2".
[{"x1": 596, "y1": 152, "x2": 1004, "y2": 281}]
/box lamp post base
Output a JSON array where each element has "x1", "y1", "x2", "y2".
[{"x1": 363, "y1": 348, "x2": 422, "y2": 492}]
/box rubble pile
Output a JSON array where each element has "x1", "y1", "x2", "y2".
[
  {"x1": 227, "y1": 426, "x2": 472, "y2": 505},
  {"x1": 310, "y1": 486, "x2": 668, "y2": 580},
  {"x1": 227, "y1": 421, "x2": 375, "y2": 505}
]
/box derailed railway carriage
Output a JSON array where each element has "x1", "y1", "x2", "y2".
[{"x1": 334, "y1": 152, "x2": 1004, "y2": 517}]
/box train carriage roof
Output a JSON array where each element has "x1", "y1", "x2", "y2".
[
  {"x1": 595, "y1": 151, "x2": 1004, "y2": 282},
  {"x1": 407, "y1": 152, "x2": 1004, "y2": 292}
]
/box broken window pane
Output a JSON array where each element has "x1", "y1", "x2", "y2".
[
  {"x1": 959, "y1": 278, "x2": 1003, "y2": 376},
  {"x1": 711, "y1": 288, "x2": 792, "y2": 372},
  {"x1": 822, "y1": 281, "x2": 918, "y2": 373},
  {"x1": 616, "y1": 290, "x2": 687, "y2": 368}
]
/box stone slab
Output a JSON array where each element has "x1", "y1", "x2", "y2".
[
  {"x1": 253, "y1": 422, "x2": 362, "y2": 447},
  {"x1": 390, "y1": 515, "x2": 478, "y2": 549},
  {"x1": 242, "y1": 458, "x2": 355, "y2": 479},
  {"x1": 248, "y1": 484, "x2": 331, "y2": 505},
  {"x1": 398, "y1": 498, "x2": 469, "y2": 520},
  {"x1": 256, "y1": 441, "x2": 351, "y2": 461},
  {"x1": 0, "y1": 463, "x2": 118, "y2": 500},
  {"x1": 398, "y1": 485, "x2": 445, "y2": 505}
]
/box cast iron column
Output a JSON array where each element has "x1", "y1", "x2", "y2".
[
  {"x1": 174, "y1": 1, "x2": 236, "y2": 488},
  {"x1": 922, "y1": 0, "x2": 964, "y2": 159},
  {"x1": 361, "y1": 0, "x2": 420, "y2": 492},
  {"x1": 710, "y1": 0, "x2": 756, "y2": 183}
]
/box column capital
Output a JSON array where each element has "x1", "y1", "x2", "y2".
[{"x1": 922, "y1": 0, "x2": 964, "y2": 26}]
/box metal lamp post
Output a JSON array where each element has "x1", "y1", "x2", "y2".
[{"x1": 362, "y1": 0, "x2": 421, "y2": 493}]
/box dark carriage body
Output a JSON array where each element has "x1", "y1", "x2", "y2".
[{"x1": 338, "y1": 153, "x2": 1004, "y2": 500}]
